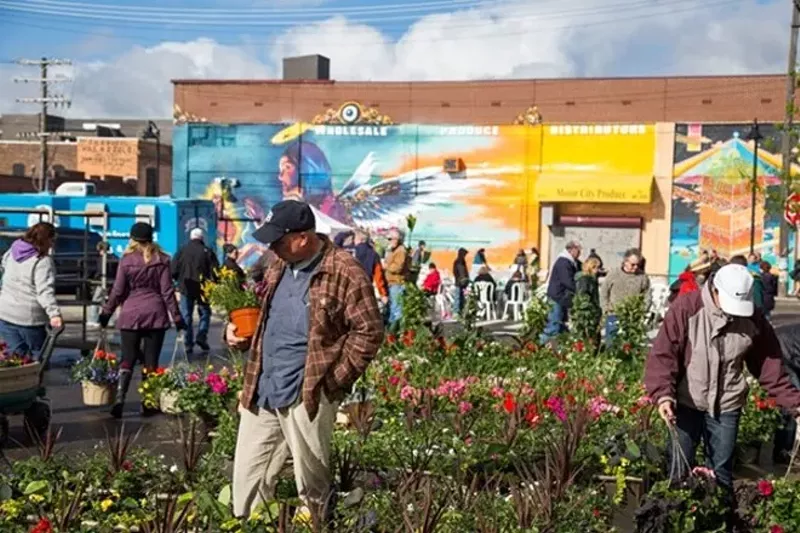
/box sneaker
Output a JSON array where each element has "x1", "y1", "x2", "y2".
[{"x1": 196, "y1": 340, "x2": 210, "y2": 352}]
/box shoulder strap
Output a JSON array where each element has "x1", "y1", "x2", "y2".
[{"x1": 30, "y1": 256, "x2": 43, "y2": 287}]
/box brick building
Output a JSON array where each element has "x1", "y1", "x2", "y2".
[
  {"x1": 172, "y1": 73, "x2": 791, "y2": 125},
  {"x1": 171, "y1": 66, "x2": 797, "y2": 280},
  {"x1": 0, "y1": 115, "x2": 173, "y2": 196}
]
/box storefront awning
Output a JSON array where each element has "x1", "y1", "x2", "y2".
[{"x1": 535, "y1": 174, "x2": 653, "y2": 204}]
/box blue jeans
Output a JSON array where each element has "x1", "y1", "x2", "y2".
[
  {"x1": 388, "y1": 285, "x2": 404, "y2": 326},
  {"x1": 179, "y1": 294, "x2": 211, "y2": 349},
  {"x1": 604, "y1": 314, "x2": 619, "y2": 346},
  {"x1": 668, "y1": 404, "x2": 740, "y2": 492},
  {"x1": 0, "y1": 319, "x2": 47, "y2": 359},
  {"x1": 540, "y1": 300, "x2": 568, "y2": 343}
]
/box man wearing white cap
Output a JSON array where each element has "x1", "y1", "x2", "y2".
[
  {"x1": 645, "y1": 263, "x2": 800, "y2": 501},
  {"x1": 171, "y1": 228, "x2": 219, "y2": 354}
]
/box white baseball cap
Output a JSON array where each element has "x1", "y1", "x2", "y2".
[
  {"x1": 712, "y1": 264, "x2": 754, "y2": 317},
  {"x1": 189, "y1": 228, "x2": 204, "y2": 240}
]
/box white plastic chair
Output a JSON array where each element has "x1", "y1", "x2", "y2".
[
  {"x1": 503, "y1": 282, "x2": 527, "y2": 322},
  {"x1": 436, "y1": 279, "x2": 455, "y2": 320},
  {"x1": 473, "y1": 281, "x2": 497, "y2": 321},
  {"x1": 648, "y1": 282, "x2": 670, "y2": 325}
]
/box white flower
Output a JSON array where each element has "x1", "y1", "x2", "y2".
[{"x1": 170, "y1": 465, "x2": 179, "y2": 473}]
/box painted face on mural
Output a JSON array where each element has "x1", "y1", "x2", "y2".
[{"x1": 278, "y1": 156, "x2": 301, "y2": 198}]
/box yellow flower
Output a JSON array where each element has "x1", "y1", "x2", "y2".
[
  {"x1": 100, "y1": 499, "x2": 114, "y2": 512},
  {"x1": 28, "y1": 494, "x2": 44, "y2": 504}
]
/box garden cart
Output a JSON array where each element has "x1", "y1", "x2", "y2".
[{"x1": 0, "y1": 325, "x2": 64, "y2": 448}]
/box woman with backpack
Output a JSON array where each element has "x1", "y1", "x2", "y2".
[{"x1": 0, "y1": 222, "x2": 62, "y2": 358}]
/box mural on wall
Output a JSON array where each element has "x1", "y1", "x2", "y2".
[
  {"x1": 172, "y1": 121, "x2": 658, "y2": 270},
  {"x1": 669, "y1": 123, "x2": 794, "y2": 279},
  {"x1": 173, "y1": 123, "x2": 539, "y2": 269}
]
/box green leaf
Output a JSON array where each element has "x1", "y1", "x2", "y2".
[
  {"x1": 217, "y1": 484, "x2": 232, "y2": 507},
  {"x1": 177, "y1": 491, "x2": 194, "y2": 507},
  {"x1": 23, "y1": 480, "x2": 48, "y2": 495},
  {"x1": 626, "y1": 440, "x2": 642, "y2": 459}
]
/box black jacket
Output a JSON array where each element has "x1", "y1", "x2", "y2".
[
  {"x1": 547, "y1": 255, "x2": 577, "y2": 309},
  {"x1": 171, "y1": 240, "x2": 219, "y2": 299},
  {"x1": 762, "y1": 272, "x2": 778, "y2": 313}
]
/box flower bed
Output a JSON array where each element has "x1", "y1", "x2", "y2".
[{"x1": 0, "y1": 289, "x2": 796, "y2": 531}]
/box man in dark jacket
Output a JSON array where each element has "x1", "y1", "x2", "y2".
[
  {"x1": 541, "y1": 240, "x2": 581, "y2": 343},
  {"x1": 172, "y1": 228, "x2": 219, "y2": 354},
  {"x1": 774, "y1": 324, "x2": 800, "y2": 462}
]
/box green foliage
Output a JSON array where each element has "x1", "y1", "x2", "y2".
[
  {"x1": 570, "y1": 293, "x2": 601, "y2": 346},
  {"x1": 399, "y1": 283, "x2": 429, "y2": 333},
  {"x1": 520, "y1": 295, "x2": 550, "y2": 341},
  {"x1": 609, "y1": 294, "x2": 649, "y2": 358},
  {"x1": 202, "y1": 266, "x2": 259, "y2": 315}
]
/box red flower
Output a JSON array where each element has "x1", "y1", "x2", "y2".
[
  {"x1": 555, "y1": 370, "x2": 567, "y2": 380},
  {"x1": 573, "y1": 340, "x2": 584, "y2": 353},
  {"x1": 523, "y1": 403, "x2": 541, "y2": 427},
  {"x1": 30, "y1": 518, "x2": 52, "y2": 533},
  {"x1": 121, "y1": 460, "x2": 133, "y2": 472},
  {"x1": 388, "y1": 375, "x2": 401, "y2": 387},
  {"x1": 402, "y1": 330, "x2": 416, "y2": 347},
  {"x1": 390, "y1": 360, "x2": 404, "y2": 373},
  {"x1": 503, "y1": 392, "x2": 517, "y2": 414},
  {"x1": 622, "y1": 342, "x2": 632, "y2": 354},
  {"x1": 592, "y1": 508, "x2": 601, "y2": 518},
  {"x1": 386, "y1": 334, "x2": 397, "y2": 345},
  {"x1": 524, "y1": 342, "x2": 537, "y2": 352},
  {"x1": 770, "y1": 526, "x2": 784, "y2": 533},
  {"x1": 758, "y1": 479, "x2": 774, "y2": 497}
]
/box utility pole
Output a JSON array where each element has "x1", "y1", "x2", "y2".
[
  {"x1": 13, "y1": 57, "x2": 72, "y2": 189},
  {"x1": 779, "y1": 1, "x2": 800, "y2": 295}
]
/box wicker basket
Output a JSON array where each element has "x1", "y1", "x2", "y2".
[
  {"x1": 81, "y1": 381, "x2": 116, "y2": 406},
  {"x1": 160, "y1": 390, "x2": 182, "y2": 414},
  {"x1": 0, "y1": 363, "x2": 40, "y2": 394}
]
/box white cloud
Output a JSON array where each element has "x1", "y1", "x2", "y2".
[{"x1": 0, "y1": 0, "x2": 790, "y2": 118}]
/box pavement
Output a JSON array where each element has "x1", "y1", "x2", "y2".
[{"x1": 1, "y1": 299, "x2": 798, "y2": 461}]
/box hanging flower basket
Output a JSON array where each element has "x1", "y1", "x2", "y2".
[
  {"x1": 160, "y1": 390, "x2": 182, "y2": 415},
  {"x1": 82, "y1": 381, "x2": 115, "y2": 406}
]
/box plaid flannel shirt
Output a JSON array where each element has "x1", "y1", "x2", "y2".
[{"x1": 240, "y1": 236, "x2": 384, "y2": 420}]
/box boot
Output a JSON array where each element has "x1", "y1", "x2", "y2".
[{"x1": 111, "y1": 369, "x2": 132, "y2": 419}]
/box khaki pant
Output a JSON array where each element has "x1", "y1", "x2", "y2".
[{"x1": 232, "y1": 394, "x2": 338, "y2": 518}]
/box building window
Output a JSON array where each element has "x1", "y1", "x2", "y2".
[
  {"x1": 145, "y1": 167, "x2": 159, "y2": 197},
  {"x1": 11, "y1": 163, "x2": 25, "y2": 176}
]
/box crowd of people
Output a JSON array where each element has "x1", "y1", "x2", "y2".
[{"x1": 4, "y1": 208, "x2": 800, "y2": 526}]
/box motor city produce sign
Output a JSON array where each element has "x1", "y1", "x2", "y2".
[{"x1": 535, "y1": 175, "x2": 654, "y2": 204}]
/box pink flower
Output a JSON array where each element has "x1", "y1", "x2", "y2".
[
  {"x1": 400, "y1": 385, "x2": 417, "y2": 402},
  {"x1": 588, "y1": 396, "x2": 620, "y2": 419},
  {"x1": 205, "y1": 373, "x2": 229, "y2": 395},
  {"x1": 692, "y1": 466, "x2": 716, "y2": 480},
  {"x1": 458, "y1": 401, "x2": 473, "y2": 414},
  {"x1": 187, "y1": 372, "x2": 200, "y2": 383},
  {"x1": 388, "y1": 375, "x2": 401, "y2": 387},
  {"x1": 490, "y1": 386, "x2": 505, "y2": 398},
  {"x1": 758, "y1": 479, "x2": 774, "y2": 497},
  {"x1": 770, "y1": 526, "x2": 785, "y2": 533},
  {"x1": 545, "y1": 396, "x2": 567, "y2": 422}
]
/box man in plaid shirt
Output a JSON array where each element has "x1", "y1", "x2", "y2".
[{"x1": 227, "y1": 200, "x2": 384, "y2": 519}]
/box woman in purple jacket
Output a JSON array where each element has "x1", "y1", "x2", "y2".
[{"x1": 100, "y1": 222, "x2": 184, "y2": 418}]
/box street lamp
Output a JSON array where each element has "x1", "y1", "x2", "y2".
[
  {"x1": 141, "y1": 121, "x2": 161, "y2": 196},
  {"x1": 746, "y1": 119, "x2": 764, "y2": 255}
]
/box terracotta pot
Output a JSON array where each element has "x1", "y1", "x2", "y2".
[{"x1": 229, "y1": 307, "x2": 261, "y2": 339}]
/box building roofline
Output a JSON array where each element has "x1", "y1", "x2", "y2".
[{"x1": 171, "y1": 72, "x2": 786, "y2": 86}]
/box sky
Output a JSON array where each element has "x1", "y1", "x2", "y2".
[{"x1": 0, "y1": 0, "x2": 793, "y2": 118}]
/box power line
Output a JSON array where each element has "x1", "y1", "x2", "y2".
[
  {"x1": 13, "y1": 57, "x2": 72, "y2": 188},
  {"x1": 0, "y1": 0, "x2": 741, "y2": 46},
  {"x1": 0, "y1": 0, "x2": 717, "y2": 26}
]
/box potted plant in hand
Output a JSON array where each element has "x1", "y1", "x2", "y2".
[
  {"x1": 202, "y1": 266, "x2": 261, "y2": 338},
  {"x1": 71, "y1": 347, "x2": 120, "y2": 406}
]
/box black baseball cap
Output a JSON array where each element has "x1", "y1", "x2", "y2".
[
  {"x1": 252, "y1": 200, "x2": 316, "y2": 245},
  {"x1": 130, "y1": 222, "x2": 153, "y2": 243}
]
